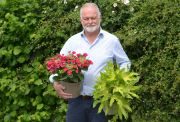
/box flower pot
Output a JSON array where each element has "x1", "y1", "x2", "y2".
[{"x1": 60, "y1": 81, "x2": 82, "y2": 98}]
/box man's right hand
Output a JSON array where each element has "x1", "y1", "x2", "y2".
[{"x1": 53, "y1": 82, "x2": 73, "y2": 99}]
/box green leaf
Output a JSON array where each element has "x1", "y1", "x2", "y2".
[
  {"x1": 18, "y1": 100, "x2": 26, "y2": 106},
  {"x1": 37, "y1": 104, "x2": 44, "y2": 110},
  {"x1": 4, "y1": 114, "x2": 10, "y2": 122},
  {"x1": 10, "y1": 111, "x2": 17, "y2": 117},
  {"x1": 17, "y1": 56, "x2": 26, "y2": 63},
  {"x1": 0, "y1": 48, "x2": 8, "y2": 56},
  {"x1": 13, "y1": 46, "x2": 22, "y2": 55},
  {"x1": 23, "y1": 65, "x2": 33, "y2": 72},
  {"x1": 109, "y1": 97, "x2": 115, "y2": 107},
  {"x1": 34, "y1": 79, "x2": 42, "y2": 85},
  {"x1": 23, "y1": 46, "x2": 32, "y2": 54}
]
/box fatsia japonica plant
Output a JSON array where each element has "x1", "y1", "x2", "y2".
[{"x1": 93, "y1": 62, "x2": 141, "y2": 121}]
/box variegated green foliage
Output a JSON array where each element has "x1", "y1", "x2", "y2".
[{"x1": 93, "y1": 62, "x2": 140, "y2": 120}]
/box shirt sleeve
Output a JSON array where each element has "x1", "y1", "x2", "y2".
[{"x1": 113, "y1": 39, "x2": 131, "y2": 70}]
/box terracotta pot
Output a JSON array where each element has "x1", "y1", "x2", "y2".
[{"x1": 60, "y1": 81, "x2": 82, "y2": 98}]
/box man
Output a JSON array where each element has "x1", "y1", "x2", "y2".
[{"x1": 49, "y1": 3, "x2": 131, "y2": 122}]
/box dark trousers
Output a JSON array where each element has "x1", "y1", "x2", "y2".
[{"x1": 66, "y1": 96, "x2": 107, "y2": 122}]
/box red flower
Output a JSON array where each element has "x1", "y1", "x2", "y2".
[
  {"x1": 83, "y1": 53, "x2": 88, "y2": 57},
  {"x1": 67, "y1": 70, "x2": 72, "y2": 75},
  {"x1": 45, "y1": 51, "x2": 93, "y2": 83}
]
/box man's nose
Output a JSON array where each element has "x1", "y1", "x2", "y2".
[{"x1": 87, "y1": 18, "x2": 93, "y2": 23}]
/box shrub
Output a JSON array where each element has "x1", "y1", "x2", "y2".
[{"x1": 116, "y1": 0, "x2": 180, "y2": 121}]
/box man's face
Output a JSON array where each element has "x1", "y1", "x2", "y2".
[{"x1": 80, "y1": 7, "x2": 101, "y2": 33}]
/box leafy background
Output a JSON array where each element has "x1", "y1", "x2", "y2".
[{"x1": 0, "y1": 0, "x2": 179, "y2": 122}]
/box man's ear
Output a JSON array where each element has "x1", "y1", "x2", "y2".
[
  {"x1": 80, "y1": 18, "x2": 85, "y2": 26},
  {"x1": 80, "y1": 18, "x2": 83, "y2": 24},
  {"x1": 99, "y1": 16, "x2": 102, "y2": 22}
]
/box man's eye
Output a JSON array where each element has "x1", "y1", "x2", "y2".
[{"x1": 83, "y1": 17, "x2": 97, "y2": 21}]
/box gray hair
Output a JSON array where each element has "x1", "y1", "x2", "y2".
[{"x1": 80, "y1": 3, "x2": 101, "y2": 19}]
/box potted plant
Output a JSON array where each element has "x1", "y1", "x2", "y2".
[
  {"x1": 93, "y1": 62, "x2": 141, "y2": 121},
  {"x1": 46, "y1": 51, "x2": 93, "y2": 98}
]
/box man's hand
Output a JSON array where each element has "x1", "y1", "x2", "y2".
[{"x1": 53, "y1": 82, "x2": 72, "y2": 99}]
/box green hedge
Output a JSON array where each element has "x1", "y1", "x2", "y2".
[
  {"x1": 116, "y1": 0, "x2": 180, "y2": 121},
  {"x1": 0, "y1": 0, "x2": 179, "y2": 121}
]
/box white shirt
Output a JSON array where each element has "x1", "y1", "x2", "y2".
[{"x1": 49, "y1": 29, "x2": 131, "y2": 96}]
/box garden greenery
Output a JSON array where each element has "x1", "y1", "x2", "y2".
[
  {"x1": 93, "y1": 62, "x2": 140, "y2": 121},
  {"x1": 0, "y1": 0, "x2": 179, "y2": 121}
]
